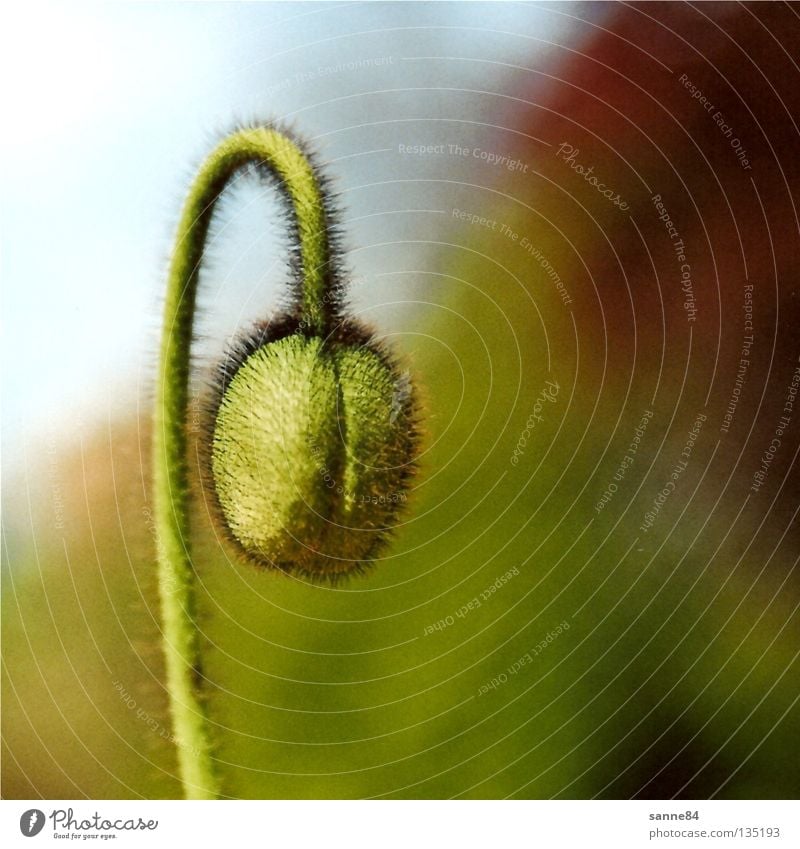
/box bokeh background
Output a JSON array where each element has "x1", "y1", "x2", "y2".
[{"x1": 2, "y1": 1, "x2": 798, "y2": 799}]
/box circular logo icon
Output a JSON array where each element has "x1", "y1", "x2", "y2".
[{"x1": 19, "y1": 810, "x2": 46, "y2": 837}]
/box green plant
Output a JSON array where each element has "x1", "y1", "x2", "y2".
[{"x1": 153, "y1": 125, "x2": 420, "y2": 799}]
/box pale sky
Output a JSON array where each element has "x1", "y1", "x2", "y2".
[{"x1": 1, "y1": 1, "x2": 583, "y2": 457}]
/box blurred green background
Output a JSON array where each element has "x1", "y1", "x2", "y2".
[{"x1": 2, "y1": 2, "x2": 798, "y2": 799}]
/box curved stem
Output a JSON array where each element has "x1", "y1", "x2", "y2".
[{"x1": 153, "y1": 127, "x2": 332, "y2": 799}]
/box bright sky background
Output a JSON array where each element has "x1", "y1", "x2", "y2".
[{"x1": 1, "y1": 1, "x2": 580, "y2": 455}]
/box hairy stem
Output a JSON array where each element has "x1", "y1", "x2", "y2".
[{"x1": 153, "y1": 127, "x2": 332, "y2": 799}]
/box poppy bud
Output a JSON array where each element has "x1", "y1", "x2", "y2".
[
  {"x1": 154, "y1": 124, "x2": 422, "y2": 797},
  {"x1": 210, "y1": 320, "x2": 419, "y2": 580}
]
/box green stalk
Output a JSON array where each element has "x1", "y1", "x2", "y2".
[{"x1": 153, "y1": 127, "x2": 332, "y2": 799}]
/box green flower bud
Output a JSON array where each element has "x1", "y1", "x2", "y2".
[
  {"x1": 210, "y1": 320, "x2": 419, "y2": 580},
  {"x1": 153, "y1": 124, "x2": 423, "y2": 797}
]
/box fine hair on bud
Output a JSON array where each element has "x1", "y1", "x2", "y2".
[{"x1": 203, "y1": 314, "x2": 421, "y2": 583}]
